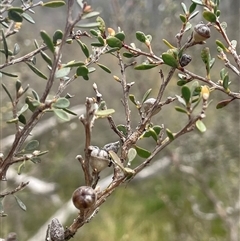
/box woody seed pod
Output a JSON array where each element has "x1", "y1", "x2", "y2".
[
  {"x1": 72, "y1": 186, "x2": 96, "y2": 211},
  {"x1": 193, "y1": 23, "x2": 211, "y2": 42}
]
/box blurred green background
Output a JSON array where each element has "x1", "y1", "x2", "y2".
[{"x1": 0, "y1": 0, "x2": 239, "y2": 240}]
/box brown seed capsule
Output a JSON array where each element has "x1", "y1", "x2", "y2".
[
  {"x1": 193, "y1": 23, "x2": 211, "y2": 42},
  {"x1": 180, "y1": 54, "x2": 192, "y2": 67},
  {"x1": 72, "y1": 186, "x2": 96, "y2": 211}
]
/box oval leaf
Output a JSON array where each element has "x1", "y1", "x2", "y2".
[
  {"x1": 135, "y1": 146, "x2": 151, "y2": 158},
  {"x1": 106, "y1": 36, "x2": 123, "y2": 48},
  {"x1": 162, "y1": 53, "x2": 178, "y2": 68},
  {"x1": 53, "y1": 29, "x2": 63, "y2": 45},
  {"x1": 216, "y1": 99, "x2": 232, "y2": 109},
  {"x1": 96, "y1": 63, "x2": 111, "y2": 73},
  {"x1": 181, "y1": 86, "x2": 191, "y2": 104},
  {"x1": 76, "y1": 40, "x2": 90, "y2": 58},
  {"x1": 95, "y1": 109, "x2": 115, "y2": 117},
  {"x1": 14, "y1": 195, "x2": 27, "y2": 211},
  {"x1": 25, "y1": 140, "x2": 39, "y2": 151},
  {"x1": 196, "y1": 119, "x2": 206, "y2": 132},
  {"x1": 203, "y1": 11, "x2": 217, "y2": 23},
  {"x1": 55, "y1": 67, "x2": 71, "y2": 78},
  {"x1": 136, "y1": 31, "x2": 146, "y2": 43},
  {"x1": 8, "y1": 10, "x2": 23, "y2": 22},
  {"x1": 22, "y1": 12, "x2": 35, "y2": 24},
  {"x1": 166, "y1": 128, "x2": 175, "y2": 140},
  {"x1": 26, "y1": 63, "x2": 48, "y2": 80},
  {"x1": 127, "y1": 148, "x2": 137, "y2": 163},
  {"x1": 76, "y1": 66, "x2": 89, "y2": 76},
  {"x1": 53, "y1": 108, "x2": 70, "y2": 121},
  {"x1": 42, "y1": 1, "x2": 66, "y2": 8},
  {"x1": 134, "y1": 63, "x2": 158, "y2": 70},
  {"x1": 53, "y1": 97, "x2": 70, "y2": 108},
  {"x1": 40, "y1": 30, "x2": 54, "y2": 53}
]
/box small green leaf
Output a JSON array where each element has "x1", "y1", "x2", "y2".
[
  {"x1": 179, "y1": 14, "x2": 187, "y2": 23},
  {"x1": 96, "y1": 16, "x2": 106, "y2": 33},
  {"x1": 1, "y1": 30, "x2": 8, "y2": 60},
  {"x1": 17, "y1": 103, "x2": 28, "y2": 116},
  {"x1": 189, "y1": 10, "x2": 199, "y2": 20},
  {"x1": 189, "y1": 2, "x2": 197, "y2": 14},
  {"x1": 153, "y1": 125, "x2": 162, "y2": 135},
  {"x1": 134, "y1": 63, "x2": 158, "y2": 70},
  {"x1": 52, "y1": 97, "x2": 70, "y2": 108},
  {"x1": 17, "y1": 161, "x2": 25, "y2": 175},
  {"x1": 0, "y1": 71, "x2": 18, "y2": 77},
  {"x1": 129, "y1": 94, "x2": 138, "y2": 106},
  {"x1": 176, "y1": 95, "x2": 186, "y2": 106},
  {"x1": 40, "y1": 51, "x2": 52, "y2": 66},
  {"x1": 55, "y1": 67, "x2": 71, "y2": 78},
  {"x1": 82, "y1": 11, "x2": 100, "y2": 20},
  {"x1": 8, "y1": 10, "x2": 23, "y2": 22},
  {"x1": 162, "y1": 39, "x2": 175, "y2": 49},
  {"x1": 40, "y1": 30, "x2": 54, "y2": 53},
  {"x1": 26, "y1": 63, "x2": 48, "y2": 80},
  {"x1": 162, "y1": 53, "x2": 178, "y2": 68},
  {"x1": 25, "y1": 140, "x2": 39, "y2": 151},
  {"x1": 201, "y1": 47, "x2": 211, "y2": 78},
  {"x1": 106, "y1": 37, "x2": 122, "y2": 48},
  {"x1": 53, "y1": 29, "x2": 63, "y2": 45},
  {"x1": 203, "y1": 11, "x2": 217, "y2": 23},
  {"x1": 76, "y1": 40, "x2": 90, "y2": 58},
  {"x1": 42, "y1": 1, "x2": 66, "y2": 8},
  {"x1": 15, "y1": 80, "x2": 22, "y2": 93},
  {"x1": 76, "y1": 66, "x2": 89, "y2": 76},
  {"x1": 91, "y1": 42, "x2": 105, "y2": 47},
  {"x1": 18, "y1": 114, "x2": 26, "y2": 125},
  {"x1": 97, "y1": 36, "x2": 105, "y2": 46},
  {"x1": 196, "y1": 119, "x2": 206, "y2": 132},
  {"x1": 96, "y1": 63, "x2": 111, "y2": 73},
  {"x1": 175, "y1": 106, "x2": 189, "y2": 114},
  {"x1": 136, "y1": 31, "x2": 146, "y2": 43},
  {"x1": 14, "y1": 195, "x2": 27, "y2": 211},
  {"x1": 22, "y1": 13, "x2": 35, "y2": 24},
  {"x1": 191, "y1": 0, "x2": 204, "y2": 6},
  {"x1": 148, "y1": 127, "x2": 158, "y2": 142},
  {"x1": 53, "y1": 108, "x2": 70, "y2": 121},
  {"x1": 32, "y1": 89, "x2": 40, "y2": 101},
  {"x1": 82, "y1": 75, "x2": 89, "y2": 81},
  {"x1": 216, "y1": 40, "x2": 228, "y2": 52},
  {"x1": 181, "y1": 2, "x2": 188, "y2": 14},
  {"x1": 166, "y1": 128, "x2": 175, "y2": 140},
  {"x1": 62, "y1": 108, "x2": 77, "y2": 116},
  {"x1": 95, "y1": 109, "x2": 115, "y2": 117},
  {"x1": 2, "y1": 83, "x2": 13, "y2": 102},
  {"x1": 117, "y1": 124, "x2": 127, "y2": 136},
  {"x1": 135, "y1": 146, "x2": 151, "y2": 158},
  {"x1": 141, "y1": 89, "x2": 152, "y2": 104},
  {"x1": 90, "y1": 29, "x2": 99, "y2": 36},
  {"x1": 181, "y1": 86, "x2": 191, "y2": 104},
  {"x1": 177, "y1": 80, "x2": 187, "y2": 86},
  {"x1": 222, "y1": 73, "x2": 229, "y2": 90},
  {"x1": 127, "y1": 148, "x2": 137, "y2": 163},
  {"x1": 76, "y1": 22, "x2": 100, "y2": 28},
  {"x1": 123, "y1": 52, "x2": 134, "y2": 58},
  {"x1": 88, "y1": 67, "x2": 96, "y2": 73},
  {"x1": 64, "y1": 61, "x2": 85, "y2": 68},
  {"x1": 184, "y1": 22, "x2": 192, "y2": 32},
  {"x1": 115, "y1": 32, "x2": 125, "y2": 41},
  {"x1": 13, "y1": 43, "x2": 20, "y2": 55},
  {"x1": 216, "y1": 99, "x2": 232, "y2": 109}
]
